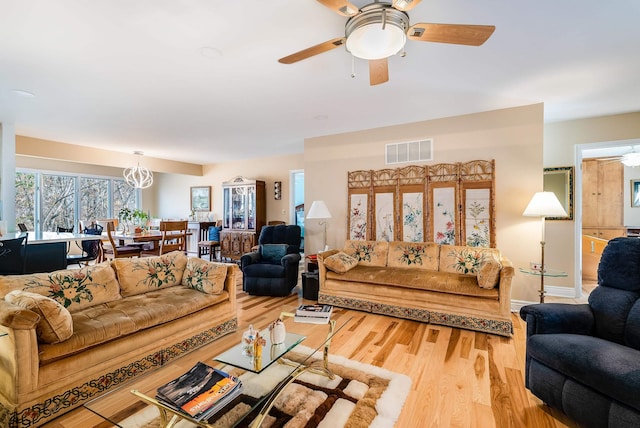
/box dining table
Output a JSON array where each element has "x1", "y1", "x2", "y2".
[{"x1": 0, "y1": 231, "x2": 100, "y2": 274}]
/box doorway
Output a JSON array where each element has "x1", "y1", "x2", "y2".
[
  {"x1": 290, "y1": 170, "x2": 304, "y2": 250},
  {"x1": 576, "y1": 138, "x2": 640, "y2": 295}
]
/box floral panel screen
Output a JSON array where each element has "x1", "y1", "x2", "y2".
[
  {"x1": 465, "y1": 188, "x2": 491, "y2": 247},
  {"x1": 433, "y1": 187, "x2": 456, "y2": 245},
  {"x1": 349, "y1": 193, "x2": 368, "y2": 240},
  {"x1": 402, "y1": 192, "x2": 424, "y2": 242},
  {"x1": 375, "y1": 192, "x2": 395, "y2": 241}
]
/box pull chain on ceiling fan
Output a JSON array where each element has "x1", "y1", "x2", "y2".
[{"x1": 279, "y1": 0, "x2": 495, "y2": 85}]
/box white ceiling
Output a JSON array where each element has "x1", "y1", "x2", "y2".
[{"x1": 1, "y1": 0, "x2": 639, "y2": 165}]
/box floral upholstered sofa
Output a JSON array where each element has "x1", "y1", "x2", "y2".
[
  {"x1": 318, "y1": 240, "x2": 514, "y2": 336},
  {"x1": 0, "y1": 252, "x2": 238, "y2": 427}
]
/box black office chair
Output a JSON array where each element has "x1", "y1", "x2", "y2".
[
  {"x1": 66, "y1": 224, "x2": 103, "y2": 267},
  {"x1": 0, "y1": 234, "x2": 29, "y2": 275}
]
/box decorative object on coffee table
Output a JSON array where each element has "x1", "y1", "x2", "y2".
[{"x1": 269, "y1": 318, "x2": 286, "y2": 344}]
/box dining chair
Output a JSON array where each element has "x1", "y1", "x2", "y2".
[
  {"x1": 17, "y1": 223, "x2": 28, "y2": 232},
  {"x1": 57, "y1": 226, "x2": 74, "y2": 233},
  {"x1": 157, "y1": 220, "x2": 188, "y2": 255},
  {"x1": 104, "y1": 221, "x2": 142, "y2": 259},
  {"x1": 0, "y1": 234, "x2": 29, "y2": 275},
  {"x1": 198, "y1": 221, "x2": 222, "y2": 261}
]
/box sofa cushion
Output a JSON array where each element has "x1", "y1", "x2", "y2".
[
  {"x1": 113, "y1": 251, "x2": 188, "y2": 297},
  {"x1": 325, "y1": 266, "x2": 499, "y2": 299},
  {"x1": 243, "y1": 263, "x2": 285, "y2": 278},
  {"x1": 477, "y1": 254, "x2": 502, "y2": 289},
  {"x1": 528, "y1": 333, "x2": 640, "y2": 413},
  {"x1": 387, "y1": 242, "x2": 439, "y2": 270},
  {"x1": 38, "y1": 287, "x2": 229, "y2": 363},
  {"x1": 1, "y1": 262, "x2": 122, "y2": 312},
  {"x1": 343, "y1": 240, "x2": 388, "y2": 267},
  {"x1": 439, "y1": 245, "x2": 501, "y2": 275},
  {"x1": 5, "y1": 290, "x2": 73, "y2": 343},
  {"x1": 260, "y1": 244, "x2": 288, "y2": 262},
  {"x1": 182, "y1": 258, "x2": 227, "y2": 295},
  {"x1": 324, "y1": 251, "x2": 358, "y2": 273}
]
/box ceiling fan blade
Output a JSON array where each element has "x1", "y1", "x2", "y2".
[
  {"x1": 392, "y1": 0, "x2": 422, "y2": 11},
  {"x1": 369, "y1": 58, "x2": 389, "y2": 86},
  {"x1": 316, "y1": 0, "x2": 359, "y2": 17},
  {"x1": 278, "y1": 37, "x2": 346, "y2": 64},
  {"x1": 408, "y1": 23, "x2": 495, "y2": 46}
]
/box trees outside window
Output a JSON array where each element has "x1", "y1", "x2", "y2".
[{"x1": 14, "y1": 170, "x2": 139, "y2": 233}]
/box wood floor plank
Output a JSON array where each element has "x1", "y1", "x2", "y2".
[{"x1": 42, "y1": 284, "x2": 580, "y2": 428}]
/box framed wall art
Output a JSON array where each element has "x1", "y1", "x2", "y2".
[{"x1": 190, "y1": 186, "x2": 211, "y2": 211}]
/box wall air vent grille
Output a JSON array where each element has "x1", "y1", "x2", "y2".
[{"x1": 385, "y1": 139, "x2": 433, "y2": 164}]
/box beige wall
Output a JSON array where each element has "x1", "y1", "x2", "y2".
[
  {"x1": 153, "y1": 153, "x2": 304, "y2": 223},
  {"x1": 305, "y1": 103, "x2": 545, "y2": 303}
]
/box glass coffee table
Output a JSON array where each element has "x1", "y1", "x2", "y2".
[{"x1": 83, "y1": 307, "x2": 347, "y2": 428}]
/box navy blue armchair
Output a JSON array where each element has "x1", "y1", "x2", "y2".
[
  {"x1": 240, "y1": 225, "x2": 302, "y2": 296},
  {"x1": 520, "y1": 237, "x2": 640, "y2": 428}
]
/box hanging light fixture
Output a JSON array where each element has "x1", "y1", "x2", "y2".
[
  {"x1": 345, "y1": 3, "x2": 410, "y2": 60},
  {"x1": 123, "y1": 151, "x2": 153, "y2": 189}
]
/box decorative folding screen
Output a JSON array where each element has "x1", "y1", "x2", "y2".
[{"x1": 347, "y1": 160, "x2": 496, "y2": 247}]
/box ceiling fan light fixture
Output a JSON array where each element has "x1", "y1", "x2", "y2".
[
  {"x1": 622, "y1": 152, "x2": 640, "y2": 167},
  {"x1": 123, "y1": 151, "x2": 154, "y2": 189},
  {"x1": 345, "y1": 4, "x2": 409, "y2": 60}
]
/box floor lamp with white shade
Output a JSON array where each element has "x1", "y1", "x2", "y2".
[
  {"x1": 523, "y1": 191, "x2": 568, "y2": 303},
  {"x1": 306, "y1": 200, "x2": 332, "y2": 252}
]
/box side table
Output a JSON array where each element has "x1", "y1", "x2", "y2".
[{"x1": 519, "y1": 267, "x2": 568, "y2": 303}]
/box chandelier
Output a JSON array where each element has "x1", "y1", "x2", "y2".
[{"x1": 123, "y1": 151, "x2": 153, "y2": 189}]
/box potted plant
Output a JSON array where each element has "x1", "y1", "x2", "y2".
[{"x1": 118, "y1": 208, "x2": 149, "y2": 233}]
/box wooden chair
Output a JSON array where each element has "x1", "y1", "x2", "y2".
[
  {"x1": 103, "y1": 221, "x2": 142, "y2": 259},
  {"x1": 157, "y1": 220, "x2": 188, "y2": 255},
  {"x1": 17, "y1": 223, "x2": 28, "y2": 232},
  {"x1": 198, "y1": 221, "x2": 221, "y2": 261}
]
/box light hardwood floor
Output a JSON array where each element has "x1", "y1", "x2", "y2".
[{"x1": 42, "y1": 284, "x2": 580, "y2": 428}]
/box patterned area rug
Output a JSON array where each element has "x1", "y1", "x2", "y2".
[{"x1": 120, "y1": 346, "x2": 411, "y2": 428}]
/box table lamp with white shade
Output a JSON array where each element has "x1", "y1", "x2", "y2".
[
  {"x1": 306, "y1": 200, "x2": 332, "y2": 252},
  {"x1": 523, "y1": 191, "x2": 568, "y2": 303}
]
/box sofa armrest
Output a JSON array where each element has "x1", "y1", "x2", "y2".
[
  {"x1": 496, "y1": 256, "x2": 515, "y2": 318},
  {"x1": 240, "y1": 251, "x2": 261, "y2": 269},
  {"x1": 317, "y1": 249, "x2": 340, "y2": 291},
  {"x1": 0, "y1": 299, "x2": 40, "y2": 330},
  {"x1": 520, "y1": 303, "x2": 595, "y2": 337}
]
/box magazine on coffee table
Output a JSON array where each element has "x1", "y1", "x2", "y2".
[
  {"x1": 156, "y1": 361, "x2": 242, "y2": 421},
  {"x1": 295, "y1": 304, "x2": 333, "y2": 323}
]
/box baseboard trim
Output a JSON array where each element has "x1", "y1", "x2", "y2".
[{"x1": 511, "y1": 285, "x2": 582, "y2": 313}]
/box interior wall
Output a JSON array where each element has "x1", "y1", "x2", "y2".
[
  {"x1": 305, "y1": 104, "x2": 544, "y2": 303},
  {"x1": 154, "y1": 153, "x2": 304, "y2": 223},
  {"x1": 544, "y1": 111, "x2": 640, "y2": 292}
]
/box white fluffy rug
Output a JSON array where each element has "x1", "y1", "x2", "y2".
[{"x1": 119, "y1": 345, "x2": 411, "y2": 428}]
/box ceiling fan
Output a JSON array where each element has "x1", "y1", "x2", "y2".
[
  {"x1": 599, "y1": 146, "x2": 640, "y2": 167},
  {"x1": 278, "y1": 0, "x2": 495, "y2": 85}
]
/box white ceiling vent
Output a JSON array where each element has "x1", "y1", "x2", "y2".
[{"x1": 385, "y1": 139, "x2": 433, "y2": 164}]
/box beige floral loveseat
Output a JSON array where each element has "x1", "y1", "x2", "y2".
[
  {"x1": 0, "y1": 252, "x2": 238, "y2": 427},
  {"x1": 318, "y1": 240, "x2": 514, "y2": 336}
]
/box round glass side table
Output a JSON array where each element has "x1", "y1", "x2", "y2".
[{"x1": 519, "y1": 267, "x2": 568, "y2": 303}]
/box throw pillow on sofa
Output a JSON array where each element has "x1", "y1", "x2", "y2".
[
  {"x1": 343, "y1": 240, "x2": 389, "y2": 266},
  {"x1": 477, "y1": 255, "x2": 502, "y2": 289},
  {"x1": 113, "y1": 251, "x2": 188, "y2": 297},
  {"x1": 439, "y1": 245, "x2": 501, "y2": 276},
  {"x1": 182, "y1": 257, "x2": 227, "y2": 294},
  {"x1": 5, "y1": 290, "x2": 73, "y2": 343},
  {"x1": 387, "y1": 242, "x2": 439, "y2": 270},
  {"x1": 0, "y1": 262, "x2": 121, "y2": 312},
  {"x1": 324, "y1": 251, "x2": 358, "y2": 273}
]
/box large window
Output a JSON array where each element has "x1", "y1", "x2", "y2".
[{"x1": 15, "y1": 170, "x2": 138, "y2": 233}]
